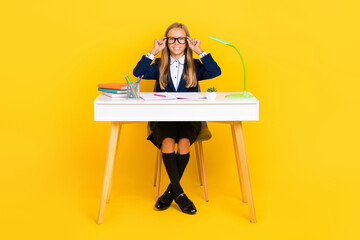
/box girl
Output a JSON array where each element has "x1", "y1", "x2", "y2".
[{"x1": 133, "y1": 22, "x2": 221, "y2": 214}]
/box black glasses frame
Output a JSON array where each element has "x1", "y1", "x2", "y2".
[{"x1": 166, "y1": 37, "x2": 187, "y2": 44}]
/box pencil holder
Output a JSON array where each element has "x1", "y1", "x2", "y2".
[{"x1": 126, "y1": 82, "x2": 140, "y2": 99}]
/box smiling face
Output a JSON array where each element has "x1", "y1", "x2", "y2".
[{"x1": 167, "y1": 28, "x2": 187, "y2": 60}]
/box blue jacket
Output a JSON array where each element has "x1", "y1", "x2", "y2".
[{"x1": 133, "y1": 53, "x2": 221, "y2": 92}]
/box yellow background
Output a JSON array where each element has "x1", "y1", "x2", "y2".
[{"x1": 1, "y1": 0, "x2": 359, "y2": 239}]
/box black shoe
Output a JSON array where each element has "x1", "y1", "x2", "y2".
[
  {"x1": 155, "y1": 190, "x2": 174, "y2": 210},
  {"x1": 175, "y1": 193, "x2": 197, "y2": 215}
]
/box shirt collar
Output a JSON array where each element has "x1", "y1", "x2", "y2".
[{"x1": 170, "y1": 55, "x2": 185, "y2": 65}]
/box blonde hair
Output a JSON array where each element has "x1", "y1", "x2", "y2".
[{"x1": 159, "y1": 22, "x2": 197, "y2": 90}]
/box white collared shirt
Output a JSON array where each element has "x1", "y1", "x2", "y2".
[
  {"x1": 145, "y1": 51, "x2": 207, "y2": 90},
  {"x1": 169, "y1": 55, "x2": 185, "y2": 90}
]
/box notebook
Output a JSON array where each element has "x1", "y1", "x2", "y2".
[
  {"x1": 102, "y1": 92, "x2": 127, "y2": 98},
  {"x1": 98, "y1": 82, "x2": 127, "y2": 90}
]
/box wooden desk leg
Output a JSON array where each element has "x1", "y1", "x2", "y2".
[
  {"x1": 231, "y1": 124, "x2": 247, "y2": 203},
  {"x1": 106, "y1": 169, "x2": 114, "y2": 203},
  {"x1": 232, "y1": 121, "x2": 257, "y2": 223},
  {"x1": 97, "y1": 121, "x2": 122, "y2": 224},
  {"x1": 106, "y1": 126, "x2": 121, "y2": 203}
]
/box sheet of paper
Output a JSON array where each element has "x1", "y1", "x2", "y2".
[
  {"x1": 171, "y1": 92, "x2": 206, "y2": 99},
  {"x1": 140, "y1": 92, "x2": 177, "y2": 101},
  {"x1": 140, "y1": 92, "x2": 206, "y2": 101}
]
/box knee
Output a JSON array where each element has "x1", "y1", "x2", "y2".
[
  {"x1": 162, "y1": 137, "x2": 175, "y2": 153},
  {"x1": 178, "y1": 138, "x2": 190, "y2": 154}
]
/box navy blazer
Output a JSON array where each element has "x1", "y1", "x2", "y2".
[{"x1": 133, "y1": 53, "x2": 221, "y2": 92}]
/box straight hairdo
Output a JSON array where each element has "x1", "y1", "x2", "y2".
[{"x1": 159, "y1": 22, "x2": 197, "y2": 90}]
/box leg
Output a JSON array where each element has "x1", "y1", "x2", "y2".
[
  {"x1": 195, "y1": 143, "x2": 203, "y2": 185},
  {"x1": 162, "y1": 137, "x2": 175, "y2": 153},
  {"x1": 177, "y1": 138, "x2": 190, "y2": 154},
  {"x1": 155, "y1": 138, "x2": 176, "y2": 210},
  {"x1": 106, "y1": 125, "x2": 122, "y2": 203},
  {"x1": 231, "y1": 124, "x2": 247, "y2": 203},
  {"x1": 163, "y1": 138, "x2": 191, "y2": 193},
  {"x1": 179, "y1": 122, "x2": 208, "y2": 201},
  {"x1": 106, "y1": 168, "x2": 114, "y2": 203},
  {"x1": 155, "y1": 149, "x2": 161, "y2": 200},
  {"x1": 232, "y1": 121, "x2": 257, "y2": 223},
  {"x1": 156, "y1": 138, "x2": 191, "y2": 209},
  {"x1": 153, "y1": 123, "x2": 177, "y2": 210},
  {"x1": 198, "y1": 141, "x2": 209, "y2": 202},
  {"x1": 155, "y1": 123, "x2": 196, "y2": 214},
  {"x1": 173, "y1": 138, "x2": 196, "y2": 214},
  {"x1": 162, "y1": 137, "x2": 182, "y2": 196},
  {"x1": 97, "y1": 121, "x2": 121, "y2": 224},
  {"x1": 165, "y1": 138, "x2": 191, "y2": 192},
  {"x1": 153, "y1": 150, "x2": 159, "y2": 187}
]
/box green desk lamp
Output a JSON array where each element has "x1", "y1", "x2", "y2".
[{"x1": 209, "y1": 36, "x2": 253, "y2": 98}]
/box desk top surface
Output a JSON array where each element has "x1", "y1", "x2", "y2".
[{"x1": 94, "y1": 92, "x2": 259, "y2": 105}]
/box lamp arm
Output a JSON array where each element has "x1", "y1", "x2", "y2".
[{"x1": 228, "y1": 44, "x2": 246, "y2": 93}]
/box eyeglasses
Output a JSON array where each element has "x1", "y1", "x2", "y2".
[{"x1": 166, "y1": 37, "x2": 187, "y2": 44}]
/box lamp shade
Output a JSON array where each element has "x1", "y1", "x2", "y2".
[{"x1": 208, "y1": 36, "x2": 231, "y2": 45}]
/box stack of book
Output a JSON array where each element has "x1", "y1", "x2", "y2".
[{"x1": 98, "y1": 82, "x2": 127, "y2": 98}]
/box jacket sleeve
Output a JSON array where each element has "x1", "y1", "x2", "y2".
[
  {"x1": 195, "y1": 53, "x2": 221, "y2": 81},
  {"x1": 133, "y1": 56, "x2": 160, "y2": 80}
]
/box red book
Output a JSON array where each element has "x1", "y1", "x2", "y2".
[{"x1": 98, "y1": 82, "x2": 127, "y2": 90}]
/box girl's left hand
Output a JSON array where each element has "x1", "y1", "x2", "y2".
[{"x1": 187, "y1": 37, "x2": 203, "y2": 55}]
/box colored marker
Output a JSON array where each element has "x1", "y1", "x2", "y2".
[
  {"x1": 135, "y1": 75, "x2": 143, "y2": 88},
  {"x1": 126, "y1": 74, "x2": 131, "y2": 83},
  {"x1": 125, "y1": 74, "x2": 138, "y2": 98},
  {"x1": 154, "y1": 94, "x2": 166, "y2": 97}
]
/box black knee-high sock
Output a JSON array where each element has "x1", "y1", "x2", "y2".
[
  {"x1": 166, "y1": 152, "x2": 190, "y2": 192},
  {"x1": 162, "y1": 152, "x2": 184, "y2": 197}
]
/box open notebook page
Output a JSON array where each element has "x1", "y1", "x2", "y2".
[{"x1": 140, "y1": 92, "x2": 205, "y2": 101}]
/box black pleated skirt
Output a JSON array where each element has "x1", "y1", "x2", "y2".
[{"x1": 147, "y1": 121, "x2": 201, "y2": 149}]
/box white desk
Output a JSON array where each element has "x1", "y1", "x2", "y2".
[{"x1": 94, "y1": 92, "x2": 259, "y2": 223}]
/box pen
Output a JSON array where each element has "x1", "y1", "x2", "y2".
[
  {"x1": 154, "y1": 94, "x2": 166, "y2": 97},
  {"x1": 135, "y1": 75, "x2": 143, "y2": 88}
]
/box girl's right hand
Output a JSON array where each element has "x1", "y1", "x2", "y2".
[{"x1": 150, "y1": 37, "x2": 167, "y2": 55}]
